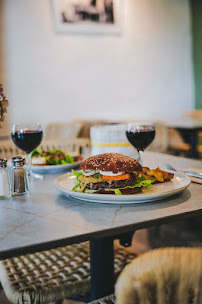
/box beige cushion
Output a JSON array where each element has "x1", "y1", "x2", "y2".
[{"x1": 116, "y1": 247, "x2": 202, "y2": 304}]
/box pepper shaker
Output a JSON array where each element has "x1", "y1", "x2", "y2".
[
  {"x1": 11, "y1": 156, "x2": 29, "y2": 195},
  {"x1": 0, "y1": 158, "x2": 11, "y2": 199}
]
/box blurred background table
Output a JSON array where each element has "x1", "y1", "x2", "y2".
[{"x1": 164, "y1": 117, "x2": 202, "y2": 159}]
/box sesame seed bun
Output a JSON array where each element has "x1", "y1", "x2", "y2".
[{"x1": 80, "y1": 153, "x2": 142, "y2": 173}]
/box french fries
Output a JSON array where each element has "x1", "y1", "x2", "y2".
[{"x1": 142, "y1": 167, "x2": 174, "y2": 183}]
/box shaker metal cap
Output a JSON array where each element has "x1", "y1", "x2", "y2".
[
  {"x1": 11, "y1": 156, "x2": 25, "y2": 166},
  {"x1": 0, "y1": 158, "x2": 7, "y2": 168}
]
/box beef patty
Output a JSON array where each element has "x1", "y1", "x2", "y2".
[{"x1": 86, "y1": 175, "x2": 137, "y2": 190}]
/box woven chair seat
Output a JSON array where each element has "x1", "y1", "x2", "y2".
[
  {"x1": 89, "y1": 294, "x2": 116, "y2": 304},
  {"x1": 0, "y1": 242, "x2": 138, "y2": 304}
]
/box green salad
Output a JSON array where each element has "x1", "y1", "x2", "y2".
[{"x1": 31, "y1": 149, "x2": 75, "y2": 165}]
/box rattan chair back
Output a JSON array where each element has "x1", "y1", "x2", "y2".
[
  {"x1": 40, "y1": 138, "x2": 90, "y2": 155},
  {"x1": 147, "y1": 122, "x2": 168, "y2": 153},
  {"x1": 0, "y1": 138, "x2": 90, "y2": 159},
  {"x1": 0, "y1": 140, "x2": 25, "y2": 159}
]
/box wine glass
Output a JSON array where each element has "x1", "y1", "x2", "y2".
[
  {"x1": 126, "y1": 122, "x2": 155, "y2": 165},
  {"x1": 11, "y1": 123, "x2": 43, "y2": 179}
]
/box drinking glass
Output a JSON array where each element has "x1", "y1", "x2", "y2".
[
  {"x1": 126, "y1": 122, "x2": 155, "y2": 165},
  {"x1": 11, "y1": 123, "x2": 43, "y2": 179}
]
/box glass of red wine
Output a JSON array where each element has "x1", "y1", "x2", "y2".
[
  {"x1": 126, "y1": 122, "x2": 155, "y2": 165},
  {"x1": 11, "y1": 123, "x2": 43, "y2": 179}
]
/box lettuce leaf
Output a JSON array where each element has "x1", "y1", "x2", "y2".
[
  {"x1": 72, "y1": 169, "x2": 82, "y2": 180},
  {"x1": 103, "y1": 175, "x2": 155, "y2": 195},
  {"x1": 50, "y1": 149, "x2": 66, "y2": 156},
  {"x1": 61, "y1": 160, "x2": 68, "y2": 164},
  {"x1": 72, "y1": 182, "x2": 80, "y2": 191},
  {"x1": 125, "y1": 176, "x2": 154, "y2": 189},
  {"x1": 65, "y1": 154, "x2": 74, "y2": 163},
  {"x1": 114, "y1": 188, "x2": 122, "y2": 195},
  {"x1": 72, "y1": 173, "x2": 154, "y2": 195},
  {"x1": 72, "y1": 170, "x2": 83, "y2": 191},
  {"x1": 120, "y1": 175, "x2": 155, "y2": 190},
  {"x1": 94, "y1": 173, "x2": 103, "y2": 178},
  {"x1": 46, "y1": 156, "x2": 60, "y2": 165},
  {"x1": 60, "y1": 155, "x2": 74, "y2": 165},
  {"x1": 31, "y1": 149, "x2": 43, "y2": 158},
  {"x1": 84, "y1": 188, "x2": 122, "y2": 195},
  {"x1": 85, "y1": 189, "x2": 96, "y2": 194}
]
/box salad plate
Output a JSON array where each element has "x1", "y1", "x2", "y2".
[
  {"x1": 30, "y1": 148, "x2": 82, "y2": 173},
  {"x1": 31, "y1": 161, "x2": 82, "y2": 173},
  {"x1": 54, "y1": 170, "x2": 191, "y2": 204}
]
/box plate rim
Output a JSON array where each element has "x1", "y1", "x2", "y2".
[
  {"x1": 54, "y1": 170, "x2": 191, "y2": 203},
  {"x1": 31, "y1": 161, "x2": 82, "y2": 172}
]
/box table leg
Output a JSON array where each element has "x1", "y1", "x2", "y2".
[
  {"x1": 119, "y1": 231, "x2": 134, "y2": 247},
  {"x1": 178, "y1": 128, "x2": 198, "y2": 159},
  {"x1": 189, "y1": 131, "x2": 198, "y2": 159},
  {"x1": 90, "y1": 236, "x2": 114, "y2": 300}
]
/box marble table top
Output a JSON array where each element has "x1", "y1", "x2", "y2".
[{"x1": 0, "y1": 151, "x2": 202, "y2": 259}]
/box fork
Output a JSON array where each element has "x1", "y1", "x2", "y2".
[
  {"x1": 164, "y1": 163, "x2": 202, "y2": 179},
  {"x1": 163, "y1": 163, "x2": 177, "y2": 172}
]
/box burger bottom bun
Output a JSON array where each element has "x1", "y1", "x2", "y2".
[
  {"x1": 120, "y1": 187, "x2": 142, "y2": 194},
  {"x1": 94, "y1": 187, "x2": 142, "y2": 195}
]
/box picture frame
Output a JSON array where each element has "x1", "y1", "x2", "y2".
[{"x1": 50, "y1": 0, "x2": 122, "y2": 35}]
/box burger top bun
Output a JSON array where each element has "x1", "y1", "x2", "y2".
[{"x1": 80, "y1": 153, "x2": 142, "y2": 173}]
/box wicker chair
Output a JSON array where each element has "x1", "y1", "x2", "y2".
[
  {"x1": 166, "y1": 127, "x2": 190, "y2": 157},
  {"x1": 0, "y1": 138, "x2": 90, "y2": 159},
  {"x1": 0, "y1": 242, "x2": 138, "y2": 304},
  {"x1": 122, "y1": 120, "x2": 169, "y2": 153},
  {"x1": 89, "y1": 247, "x2": 202, "y2": 304},
  {"x1": 167, "y1": 110, "x2": 202, "y2": 158},
  {"x1": 147, "y1": 122, "x2": 169, "y2": 153}
]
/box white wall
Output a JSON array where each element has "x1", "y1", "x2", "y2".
[{"x1": 2, "y1": 0, "x2": 194, "y2": 129}]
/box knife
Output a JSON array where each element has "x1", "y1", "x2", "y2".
[
  {"x1": 179, "y1": 169, "x2": 202, "y2": 179},
  {"x1": 164, "y1": 163, "x2": 202, "y2": 179}
]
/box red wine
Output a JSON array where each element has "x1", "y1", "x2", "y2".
[
  {"x1": 11, "y1": 130, "x2": 43, "y2": 154},
  {"x1": 126, "y1": 129, "x2": 155, "y2": 151}
]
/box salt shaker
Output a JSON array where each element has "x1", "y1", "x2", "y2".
[
  {"x1": 11, "y1": 156, "x2": 29, "y2": 195},
  {"x1": 0, "y1": 158, "x2": 11, "y2": 199}
]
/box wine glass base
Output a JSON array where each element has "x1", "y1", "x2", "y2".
[{"x1": 28, "y1": 172, "x2": 43, "y2": 180}]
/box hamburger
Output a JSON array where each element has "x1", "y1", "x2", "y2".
[{"x1": 72, "y1": 153, "x2": 153, "y2": 195}]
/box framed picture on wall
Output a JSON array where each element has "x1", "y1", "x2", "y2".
[{"x1": 50, "y1": 0, "x2": 122, "y2": 35}]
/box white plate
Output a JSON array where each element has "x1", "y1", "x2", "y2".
[
  {"x1": 54, "y1": 170, "x2": 191, "y2": 204},
  {"x1": 31, "y1": 161, "x2": 82, "y2": 173}
]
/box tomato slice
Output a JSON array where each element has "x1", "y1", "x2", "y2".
[{"x1": 102, "y1": 174, "x2": 130, "y2": 181}]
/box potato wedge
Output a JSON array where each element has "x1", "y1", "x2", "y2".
[{"x1": 142, "y1": 167, "x2": 174, "y2": 183}]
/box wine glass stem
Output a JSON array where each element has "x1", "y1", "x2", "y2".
[
  {"x1": 27, "y1": 153, "x2": 32, "y2": 176},
  {"x1": 137, "y1": 150, "x2": 143, "y2": 165}
]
